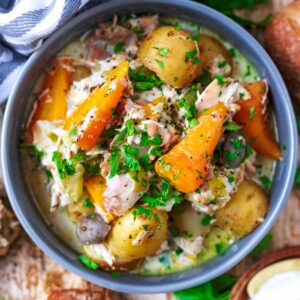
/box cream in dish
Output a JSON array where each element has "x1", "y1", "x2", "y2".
[{"x1": 21, "y1": 15, "x2": 280, "y2": 275}]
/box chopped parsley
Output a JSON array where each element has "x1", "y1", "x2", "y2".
[
  {"x1": 192, "y1": 57, "x2": 200, "y2": 65},
  {"x1": 159, "y1": 47, "x2": 169, "y2": 56},
  {"x1": 129, "y1": 67, "x2": 163, "y2": 91},
  {"x1": 132, "y1": 25, "x2": 143, "y2": 34},
  {"x1": 32, "y1": 145, "x2": 44, "y2": 162},
  {"x1": 154, "y1": 58, "x2": 164, "y2": 69},
  {"x1": 259, "y1": 176, "x2": 272, "y2": 190},
  {"x1": 112, "y1": 271, "x2": 121, "y2": 278},
  {"x1": 224, "y1": 121, "x2": 240, "y2": 132},
  {"x1": 44, "y1": 168, "x2": 53, "y2": 178},
  {"x1": 132, "y1": 205, "x2": 152, "y2": 221},
  {"x1": 198, "y1": 70, "x2": 212, "y2": 86},
  {"x1": 215, "y1": 75, "x2": 224, "y2": 85},
  {"x1": 295, "y1": 168, "x2": 300, "y2": 186},
  {"x1": 218, "y1": 60, "x2": 227, "y2": 68},
  {"x1": 245, "y1": 64, "x2": 251, "y2": 77},
  {"x1": 84, "y1": 198, "x2": 93, "y2": 208},
  {"x1": 191, "y1": 32, "x2": 201, "y2": 41},
  {"x1": 201, "y1": 214, "x2": 214, "y2": 226},
  {"x1": 185, "y1": 49, "x2": 198, "y2": 63},
  {"x1": 113, "y1": 42, "x2": 124, "y2": 54},
  {"x1": 140, "y1": 132, "x2": 162, "y2": 146},
  {"x1": 249, "y1": 106, "x2": 256, "y2": 120},
  {"x1": 79, "y1": 255, "x2": 99, "y2": 270}
]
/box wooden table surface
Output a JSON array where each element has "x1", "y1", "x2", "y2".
[{"x1": 0, "y1": 1, "x2": 299, "y2": 299}]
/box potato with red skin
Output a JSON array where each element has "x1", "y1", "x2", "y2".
[
  {"x1": 265, "y1": 0, "x2": 300, "y2": 103},
  {"x1": 138, "y1": 26, "x2": 202, "y2": 88}
]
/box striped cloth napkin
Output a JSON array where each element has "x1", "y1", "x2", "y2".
[{"x1": 0, "y1": 0, "x2": 107, "y2": 103}]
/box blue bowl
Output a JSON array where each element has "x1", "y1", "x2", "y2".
[{"x1": 1, "y1": 0, "x2": 297, "y2": 293}]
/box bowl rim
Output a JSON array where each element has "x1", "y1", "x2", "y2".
[{"x1": 1, "y1": 0, "x2": 298, "y2": 294}]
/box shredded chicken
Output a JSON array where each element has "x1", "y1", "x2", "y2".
[
  {"x1": 174, "y1": 236, "x2": 204, "y2": 256},
  {"x1": 103, "y1": 174, "x2": 143, "y2": 216},
  {"x1": 195, "y1": 78, "x2": 250, "y2": 112}
]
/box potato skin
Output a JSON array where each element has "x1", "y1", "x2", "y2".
[
  {"x1": 138, "y1": 26, "x2": 201, "y2": 88},
  {"x1": 215, "y1": 180, "x2": 269, "y2": 237},
  {"x1": 265, "y1": 0, "x2": 300, "y2": 103},
  {"x1": 67, "y1": 198, "x2": 95, "y2": 223},
  {"x1": 197, "y1": 35, "x2": 233, "y2": 76},
  {"x1": 105, "y1": 207, "x2": 168, "y2": 260},
  {"x1": 171, "y1": 202, "x2": 211, "y2": 236}
]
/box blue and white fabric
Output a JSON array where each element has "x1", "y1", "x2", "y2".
[{"x1": 0, "y1": 0, "x2": 107, "y2": 103}]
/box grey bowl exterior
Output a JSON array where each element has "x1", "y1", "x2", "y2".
[{"x1": 1, "y1": 0, "x2": 297, "y2": 294}]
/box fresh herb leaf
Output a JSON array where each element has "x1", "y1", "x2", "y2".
[
  {"x1": 132, "y1": 205, "x2": 152, "y2": 221},
  {"x1": 201, "y1": 214, "x2": 214, "y2": 226},
  {"x1": 185, "y1": 49, "x2": 198, "y2": 62},
  {"x1": 140, "y1": 133, "x2": 162, "y2": 146},
  {"x1": 129, "y1": 68, "x2": 163, "y2": 91},
  {"x1": 198, "y1": 70, "x2": 212, "y2": 86},
  {"x1": 249, "y1": 233, "x2": 272, "y2": 258},
  {"x1": 191, "y1": 32, "x2": 201, "y2": 41},
  {"x1": 79, "y1": 254, "x2": 99, "y2": 270},
  {"x1": 249, "y1": 106, "x2": 256, "y2": 120},
  {"x1": 295, "y1": 167, "x2": 300, "y2": 186},
  {"x1": 113, "y1": 42, "x2": 124, "y2": 54},
  {"x1": 154, "y1": 58, "x2": 164, "y2": 69},
  {"x1": 132, "y1": 25, "x2": 143, "y2": 34},
  {"x1": 84, "y1": 198, "x2": 93, "y2": 208},
  {"x1": 52, "y1": 151, "x2": 67, "y2": 179},
  {"x1": 259, "y1": 176, "x2": 272, "y2": 190},
  {"x1": 215, "y1": 75, "x2": 224, "y2": 85},
  {"x1": 44, "y1": 168, "x2": 53, "y2": 178},
  {"x1": 112, "y1": 271, "x2": 121, "y2": 278},
  {"x1": 159, "y1": 47, "x2": 169, "y2": 56},
  {"x1": 224, "y1": 121, "x2": 240, "y2": 132},
  {"x1": 32, "y1": 145, "x2": 44, "y2": 162}
]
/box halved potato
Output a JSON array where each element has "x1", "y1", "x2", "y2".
[
  {"x1": 138, "y1": 26, "x2": 202, "y2": 88},
  {"x1": 104, "y1": 207, "x2": 168, "y2": 260},
  {"x1": 67, "y1": 197, "x2": 95, "y2": 223},
  {"x1": 197, "y1": 35, "x2": 233, "y2": 76},
  {"x1": 215, "y1": 180, "x2": 269, "y2": 237}
]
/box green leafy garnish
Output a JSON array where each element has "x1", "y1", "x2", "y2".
[
  {"x1": 159, "y1": 47, "x2": 169, "y2": 56},
  {"x1": 224, "y1": 121, "x2": 240, "y2": 132},
  {"x1": 112, "y1": 271, "x2": 121, "y2": 278},
  {"x1": 191, "y1": 32, "x2": 201, "y2": 41},
  {"x1": 185, "y1": 49, "x2": 198, "y2": 62},
  {"x1": 140, "y1": 132, "x2": 162, "y2": 146},
  {"x1": 32, "y1": 145, "x2": 44, "y2": 162},
  {"x1": 198, "y1": 70, "x2": 212, "y2": 86},
  {"x1": 132, "y1": 25, "x2": 143, "y2": 34},
  {"x1": 295, "y1": 167, "x2": 300, "y2": 186},
  {"x1": 113, "y1": 42, "x2": 125, "y2": 54},
  {"x1": 259, "y1": 176, "x2": 272, "y2": 190},
  {"x1": 84, "y1": 198, "x2": 93, "y2": 208},
  {"x1": 154, "y1": 58, "x2": 164, "y2": 69},
  {"x1": 132, "y1": 205, "x2": 153, "y2": 221},
  {"x1": 174, "y1": 274, "x2": 237, "y2": 300},
  {"x1": 249, "y1": 233, "x2": 272, "y2": 258},
  {"x1": 215, "y1": 75, "x2": 224, "y2": 85},
  {"x1": 129, "y1": 68, "x2": 163, "y2": 91},
  {"x1": 79, "y1": 254, "x2": 99, "y2": 270},
  {"x1": 201, "y1": 214, "x2": 214, "y2": 226},
  {"x1": 193, "y1": 0, "x2": 272, "y2": 28},
  {"x1": 44, "y1": 168, "x2": 53, "y2": 178},
  {"x1": 249, "y1": 106, "x2": 256, "y2": 120}
]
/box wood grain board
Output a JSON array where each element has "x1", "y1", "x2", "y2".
[{"x1": 0, "y1": 0, "x2": 299, "y2": 298}]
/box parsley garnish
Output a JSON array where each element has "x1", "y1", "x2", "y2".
[
  {"x1": 159, "y1": 47, "x2": 169, "y2": 56},
  {"x1": 259, "y1": 176, "x2": 272, "y2": 190},
  {"x1": 132, "y1": 205, "x2": 152, "y2": 221},
  {"x1": 215, "y1": 75, "x2": 224, "y2": 85},
  {"x1": 113, "y1": 42, "x2": 124, "y2": 54},
  {"x1": 191, "y1": 33, "x2": 201, "y2": 41},
  {"x1": 132, "y1": 25, "x2": 143, "y2": 34},
  {"x1": 185, "y1": 49, "x2": 198, "y2": 62},
  {"x1": 129, "y1": 68, "x2": 163, "y2": 91},
  {"x1": 84, "y1": 198, "x2": 93, "y2": 208},
  {"x1": 201, "y1": 214, "x2": 214, "y2": 226},
  {"x1": 224, "y1": 121, "x2": 240, "y2": 132},
  {"x1": 154, "y1": 59, "x2": 164, "y2": 69},
  {"x1": 140, "y1": 132, "x2": 162, "y2": 146},
  {"x1": 32, "y1": 145, "x2": 44, "y2": 162},
  {"x1": 79, "y1": 255, "x2": 99, "y2": 270},
  {"x1": 249, "y1": 106, "x2": 256, "y2": 120},
  {"x1": 198, "y1": 70, "x2": 212, "y2": 86}
]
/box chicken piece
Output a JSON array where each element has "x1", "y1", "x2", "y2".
[
  {"x1": 93, "y1": 23, "x2": 138, "y2": 55},
  {"x1": 103, "y1": 174, "x2": 143, "y2": 216},
  {"x1": 173, "y1": 235, "x2": 204, "y2": 256},
  {"x1": 195, "y1": 78, "x2": 250, "y2": 112},
  {"x1": 0, "y1": 199, "x2": 21, "y2": 256},
  {"x1": 129, "y1": 15, "x2": 159, "y2": 35}
]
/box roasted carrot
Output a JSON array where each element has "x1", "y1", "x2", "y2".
[
  {"x1": 30, "y1": 58, "x2": 71, "y2": 124},
  {"x1": 85, "y1": 176, "x2": 115, "y2": 223},
  {"x1": 155, "y1": 103, "x2": 227, "y2": 193},
  {"x1": 234, "y1": 81, "x2": 281, "y2": 160},
  {"x1": 64, "y1": 60, "x2": 129, "y2": 151}
]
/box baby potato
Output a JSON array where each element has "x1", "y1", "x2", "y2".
[
  {"x1": 138, "y1": 26, "x2": 202, "y2": 88},
  {"x1": 215, "y1": 180, "x2": 269, "y2": 237},
  {"x1": 105, "y1": 207, "x2": 168, "y2": 260},
  {"x1": 82, "y1": 244, "x2": 142, "y2": 272},
  {"x1": 171, "y1": 202, "x2": 211, "y2": 236},
  {"x1": 197, "y1": 35, "x2": 233, "y2": 76}
]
